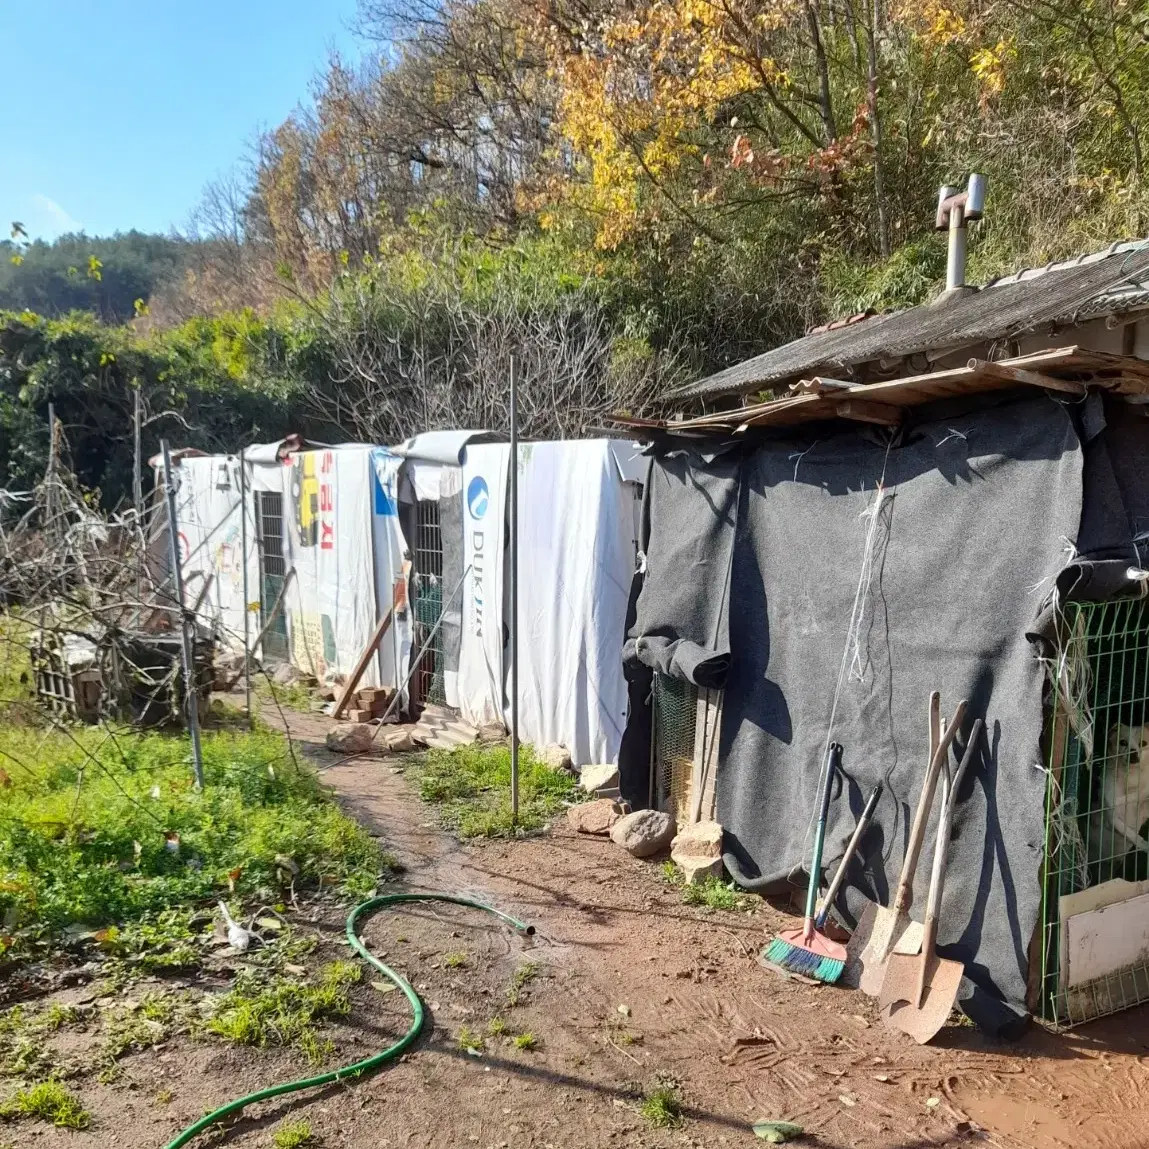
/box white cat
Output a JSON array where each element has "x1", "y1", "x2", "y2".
[{"x1": 1090, "y1": 724, "x2": 1149, "y2": 863}]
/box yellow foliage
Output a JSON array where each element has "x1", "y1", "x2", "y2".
[{"x1": 970, "y1": 39, "x2": 1014, "y2": 97}]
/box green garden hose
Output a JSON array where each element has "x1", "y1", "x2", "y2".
[{"x1": 164, "y1": 893, "x2": 534, "y2": 1149}]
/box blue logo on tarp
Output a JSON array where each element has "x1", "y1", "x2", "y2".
[{"x1": 467, "y1": 476, "x2": 489, "y2": 519}]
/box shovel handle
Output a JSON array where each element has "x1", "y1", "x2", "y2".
[
  {"x1": 803, "y1": 743, "x2": 842, "y2": 936},
  {"x1": 916, "y1": 717, "x2": 983, "y2": 1006},
  {"x1": 893, "y1": 698, "x2": 967, "y2": 913}
]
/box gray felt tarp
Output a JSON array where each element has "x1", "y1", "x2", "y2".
[{"x1": 627, "y1": 395, "x2": 1084, "y2": 1019}]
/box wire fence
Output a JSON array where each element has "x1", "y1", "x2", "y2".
[
  {"x1": 412, "y1": 499, "x2": 446, "y2": 708},
  {"x1": 1040, "y1": 596, "x2": 1149, "y2": 1026}
]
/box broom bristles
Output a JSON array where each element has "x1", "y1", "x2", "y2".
[{"x1": 763, "y1": 936, "x2": 846, "y2": 984}]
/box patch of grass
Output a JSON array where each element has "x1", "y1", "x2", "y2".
[
  {"x1": 486, "y1": 1016, "x2": 508, "y2": 1036},
  {"x1": 639, "y1": 1084, "x2": 684, "y2": 1130},
  {"x1": 411, "y1": 743, "x2": 576, "y2": 837},
  {"x1": 273, "y1": 1118, "x2": 319, "y2": 1148},
  {"x1": 206, "y1": 961, "x2": 361, "y2": 1065},
  {"x1": 505, "y1": 960, "x2": 540, "y2": 1007},
  {"x1": 457, "y1": 1026, "x2": 484, "y2": 1052},
  {"x1": 512, "y1": 1032, "x2": 539, "y2": 1050},
  {"x1": 0, "y1": 722, "x2": 391, "y2": 964},
  {"x1": 154, "y1": 1087, "x2": 174, "y2": 1105},
  {"x1": 0, "y1": 1079, "x2": 90, "y2": 1129},
  {"x1": 681, "y1": 876, "x2": 752, "y2": 912},
  {"x1": 443, "y1": 950, "x2": 468, "y2": 969},
  {"x1": 254, "y1": 675, "x2": 316, "y2": 716}
]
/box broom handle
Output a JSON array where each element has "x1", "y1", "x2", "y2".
[
  {"x1": 815, "y1": 781, "x2": 883, "y2": 928},
  {"x1": 893, "y1": 698, "x2": 967, "y2": 914},
  {"x1": 804, "y1": 742, "x2": 842, "y2": 938},
  {"x1": 916, "y1": 718, "x2": 982, "y2": 1005}
]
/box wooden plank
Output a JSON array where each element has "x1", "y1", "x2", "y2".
[
  {"x1": 332, "y1": 607, "x2": 394, "y2": 720},
  {"x1": 836, "y1": 399, "x2": 904, "y2": 426},
  {"x1": 971, "y1": 360, "x2": 1088, "y2": 395}
]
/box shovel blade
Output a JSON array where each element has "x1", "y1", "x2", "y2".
[
  {"x1": 877, "y1": 952, "x2": 964, "y2": 1044},
  {"x1": 856, "y1": 906, "x2": 907, "y2": 997}
]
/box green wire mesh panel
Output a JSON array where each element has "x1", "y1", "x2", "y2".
[
  {"x1": 1040, "y1": 597, "x2": 1149, "y2": 1027},
  {"x1": 413, "y1": 573, "x2": 446, "y2": 707},
  {"x1": 412, "y1": 499, "x2": 446, "y2": 708},
  {"x1": 653, "y1": 673, "x2": 698, "y2": 821},
  {"x1": 257, "y1": 492, "x2": 289, "y2": 662}
]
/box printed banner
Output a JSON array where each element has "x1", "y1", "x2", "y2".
[{"x1": 458, "y1": 443, "x2": 509, "y2": 727}]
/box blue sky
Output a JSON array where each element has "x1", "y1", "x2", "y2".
[{"x1": 0, "y1": 0, "x2": 361, "y2": 241}]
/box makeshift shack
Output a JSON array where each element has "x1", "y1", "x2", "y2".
[{"x1": 616, "y1": 235, "x2": 1149, "y2": 1032}]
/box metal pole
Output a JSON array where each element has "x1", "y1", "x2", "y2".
[
  {"x1": 509, "y1": 356, "x2": 520, "y2": 822},
  {"x1": 238, "y1": 448, "x2": 252, "y2": 727},
  {"x1": 133, "y1": 386, "x2": 143, "y2": 619},
  {"x1": 161, "y1": 439, "x2": 206, "y2": 790}
]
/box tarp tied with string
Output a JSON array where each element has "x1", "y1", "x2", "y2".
[{"x1": 623, "y1": 394, "x2": 1086, "y2": 1027}]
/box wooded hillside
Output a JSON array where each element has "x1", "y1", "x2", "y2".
[{"x1": 4, "y1": 0, "x2": 1148, "y2": 497}]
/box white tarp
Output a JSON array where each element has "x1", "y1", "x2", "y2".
[
  {"x1": 168, "y1": 455, "x2": 253, "y2": 653},
  {"x1": 511, "y1": 440, "x2": 642, "y2": 766},
  {"x1": 458, "y1": 443, "x2": 509, "y2": 726},
  {"x1": 371, "y1": 449, "x2": 413, "y2": 700},
  {"x1": 283, "y1": 445, "x2": 381, "y2": 687}
]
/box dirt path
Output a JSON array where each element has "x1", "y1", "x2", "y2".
[
  {"x1": 18, "y1": 702, "x2": 1149, "y2": 1149},
  {"x1": 305, "y1": 722, "x2": 1149, "y2": 1149}
]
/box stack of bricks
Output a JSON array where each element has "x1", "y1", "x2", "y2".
[{"x1": 344, "y1": 686, "x2": 395, "y2": 724}]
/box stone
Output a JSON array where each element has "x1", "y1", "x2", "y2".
[
  {"x1": 671, "y1": 854, "x2": 724, "y2": 885},
  {"x1": 383, "y1": 729, "x2": 416, "y2": 754},
  {"x1": 670, "y1": 820, "x2": 723, "y2": 860},
  {"x1": 271, "y1": 661, "x2": 301, "y2": 685},
  {"x1": 478, "y1": 723, "x2": 507, "y2": 744},
  {"x1": 610, "y1": 809, "x2": 676, "y2": 857},
  {"x1": 325, "y1": 723, "x2": 376, "y2": 755},
  {"x1": 539, "y1": 743, "x2": 573, "y2": 772},
  {"x1": 579, "y1": 763, "x2": 620, "y2": 793},
  {"x1": 567, "y1": 798, "x2": 627, "y2": 835},
  {"x1": 346, "y1": 708, "x2": 373, "y2": 724}
]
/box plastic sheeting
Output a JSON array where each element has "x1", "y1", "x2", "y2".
[
  {"x1": 512, "y1": 440, "x2": 642, "y2": 766},
  {"x1": 283, "y1": 445, "x2": 382, "y2": 687}
]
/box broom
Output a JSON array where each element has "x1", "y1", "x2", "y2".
[{"x1": 763, "y1": 742, "x2": 853, "y2": 983}]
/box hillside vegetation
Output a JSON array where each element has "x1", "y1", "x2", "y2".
[{"x1": 4, "y1": 0, "x2": 1148, "y2": 495}]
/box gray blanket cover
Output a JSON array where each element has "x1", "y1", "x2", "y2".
[{"x1": 628, "y1": 396, "x2": 1084, "y2": 1020}]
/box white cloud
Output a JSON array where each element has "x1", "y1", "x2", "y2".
[{"x1": 29, "y1": 193, "x2": 83, "y2": 238}]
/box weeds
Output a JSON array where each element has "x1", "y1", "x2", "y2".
[
  {"x1": 486, "y1": 1016, "x2": 507, "y2": 1036},
  {"x1": 273, "y1": 1118, "x2": 319, "y2": 1148},
  {"x1": 412, "y1": 744, "x2": 576, "y2": 837},
  {"x1": 0, "y1": 1080, "x2": 90, "y2": 1129},
  {"x1": 457, "y1": 1026, "x2": 484, "y2": 1052},
  {"x1": 659, "y1": 860, "x2": 681, "y2": 885},
  {"x1": 512, "y1": 1032, "x2": 539, "y2": 1050},
  {"x1": 443, "y1": 950, "x2": 468, "y2": 969},
  {"x1": 0, "y1": 723, "x2": 391, "y2": 963},
  {"x1": 505, "y1": 960, "x2": 540, "y2": 1007},
  {"x1": 681, "y1": 876, "x2": 752, "y2": 912},
  {"x1": 206, "y1": 961, "x2": 361, "y2": 1065},
  {"x1": 639, "y1": 1083, "x2": 684, "y2": 1129}
]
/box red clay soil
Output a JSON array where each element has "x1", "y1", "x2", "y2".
[{"x1": 14, "y1": 709, "x2": 1149, "y2": 1149}]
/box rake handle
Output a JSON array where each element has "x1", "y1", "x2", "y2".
[
  {"x1": 803, "y1": 743, "x2": 842, "y2": 941},
  {"x1": 894, "y1": 697, "x2": 967, "y2": 914},
  {"x1": 816, "y1": 780, "x2": 883, "y2": 929}
]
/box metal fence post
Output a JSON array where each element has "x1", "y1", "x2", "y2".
[
  {"x1": 509, "y1": 356, "x2": 520, "y2": 822},
  {"x1": 160, "y1": 440, "x2": 206, "y2": 790}
]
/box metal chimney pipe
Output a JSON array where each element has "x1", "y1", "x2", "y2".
[{"x1": 935, "y1": 173, "x2": 986, "y2": 295}]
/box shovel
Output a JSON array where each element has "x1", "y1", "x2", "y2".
[
  {"x1": 854, "y1": 694, "x2": 967, "y2": 996},
  {"x1": 878, "y1": 717, "x2": 982, "y2": 1044}
]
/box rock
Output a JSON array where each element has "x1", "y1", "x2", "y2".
[
  {"x1": 326, "y1": 723, "x2": 376, "y2": 755},
  {"x1": 579, "y1": 763, "x2": 620, "y2": 793},
  {"x1": 383, "y1": 729, "x2": 416, "y2": 754},
  {"x1": 271, "y1": 661, "x2": 301, "y2": 685},
  {"x1": 610, "y1": 809, "x2": 676, "y2": 857},
  {"x1": 479, "y1": 723, "x2": 507, "y2": 744},
  {"x1": 539, "y1": 743, "x2": 573, "y2": 772},
  {"x1": 567, "y1": 798, "x2": 627, "y2": 835},
  {"x1": 671, "y1": 820, "x2": 723, "y2": 859},
  {"x1": 672, "y1": 854, "x2": 724, "y2": 885}
]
